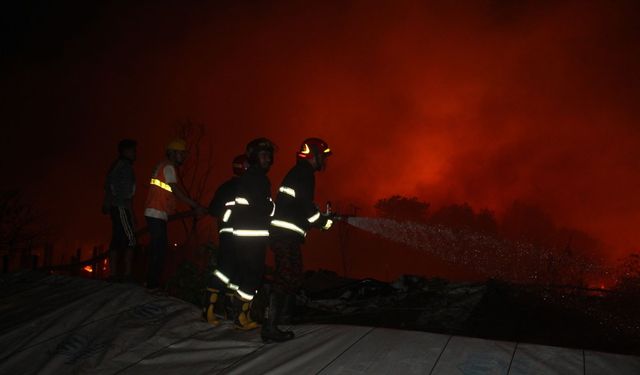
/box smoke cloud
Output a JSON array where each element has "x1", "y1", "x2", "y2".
[{"x1": 2, "y1": 1, "x2": 639, "y2": 261}]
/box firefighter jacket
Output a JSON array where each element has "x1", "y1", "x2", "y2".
[
  {"x1": 270, "y1": 160, "x2": 331, "y2": 241},
  {"x1": 208, "y1": 177, "x2": 239, "y2": 235},
  {"x1": 228, "y1": 165, "x2": 274, "y2": 239}
]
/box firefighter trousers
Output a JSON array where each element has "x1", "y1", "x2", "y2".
[
  {"x1": 210, "y1": 233, "x2": 236, "y2": 292},
  {"x1": 233, "y1": 237, "x2": 267, "y2": 299},
  {"x1": 271, "y1": 238, "x2": 303, "y2": 295}
]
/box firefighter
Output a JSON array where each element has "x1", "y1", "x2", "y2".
[
  {"x1": 144, "y1": 139, "x2": 207, "y2": 290},
  {"x1": 263, "y1": 138, "x2": 334, "y2": 342},
  {"x1": 203, "y1": 154, "x2": 249, "y2": 326},
  {"x1": 227, "y1": 138, "x2": 276, "y2": 330}
]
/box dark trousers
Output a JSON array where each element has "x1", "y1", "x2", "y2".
[
  {"x1": 271, "y1": 239, "x2": 303, "y2": 295},
  {"x1": 110, "y1": 207, "x2": 136, "y2": 248},
  {"x1": 109, "y1": 206, "x2": 136, "y2": 278},
  {"x1": 210, "y1": 233, "x2": 236, "y2": 291},
  {"x1": 234, "y1": 237, "x2": 267, "y2": 298},
  {"x1": 146, "y1": 216, "x2": 167, "y2": 289}
]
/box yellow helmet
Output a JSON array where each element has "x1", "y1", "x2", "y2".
[{"x1": 167, "y1": 138, "x2": 187, "y2": 151}]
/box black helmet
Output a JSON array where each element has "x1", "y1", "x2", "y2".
[{"x1": 246, "y1": 137, "x2": 276, "y2": 166}]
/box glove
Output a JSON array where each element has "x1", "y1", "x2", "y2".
[{"x1": 321, "y1": 213, "x2": 335, "y2": 230}]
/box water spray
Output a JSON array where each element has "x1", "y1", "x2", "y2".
[{"x1": 334, "y1": 216, "x2": 604, "y2": 284}]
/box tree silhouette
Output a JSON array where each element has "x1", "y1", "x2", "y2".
[
  {"x1": 174, "y1": 119, "x2": 215, "y2": 250},
  {"x1": 616, "y1": 253, "x2": 640, "y2": 293},
  {"x1": 0, "y1": 190, "x2": 50, "y2": 271},
  {"x1": 0, "y1": 190, "x2": 47, "y2": 253},
  {"x1": 176, "y1": 119, "x2": 214, "y2": 206},
  {"x1": 374, "y1": 195, "x2": 430, "y2": 222}
]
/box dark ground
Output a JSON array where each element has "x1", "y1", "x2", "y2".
[
  {"x1": 35, "y1": 250, "x2": 640, "y2": 357},
  {"x1": 292, "y1": 270, "x2": 640, "y2": 356}
]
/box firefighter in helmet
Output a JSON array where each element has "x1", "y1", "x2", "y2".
[
  {"x1": 263, "y1": 138, "x2": 334, "y2": 342},
  {"x1": 203, "y1": 154, "x2": 249, "y2": 326},
  {"x1": 226, "y1": 138, "x2": 276, "y2": 330}
]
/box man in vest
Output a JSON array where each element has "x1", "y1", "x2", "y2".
[
  {"x1": 144, "y1": 139, "x2": 206, "y2": 290},
  {"x1": 103, "y1": 139, "x2": 137, "y2": 282},
  {"x1": 203, "y1": 154, "x2": 249, "y2": 326},
  {"x1": 227, "y1": 138, "x2": 276, "y2": 330},
  {"x1": 263, "y1": 138, "x2": 334, "y2": 342}
]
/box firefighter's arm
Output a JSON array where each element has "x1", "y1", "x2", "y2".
[
  {"x1": 251, "y1": 189, "x2": 274, "y2": 218},
  {"x1": 263, "y1": 183, "x2": 276, "y2": 218},
  {"x1": 300, "y1": 184, "x2": 333, "y2": 230}
]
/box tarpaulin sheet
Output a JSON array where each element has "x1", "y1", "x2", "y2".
[{"x1": 1, "y1": 274, "x2": 638, "y2": 374}]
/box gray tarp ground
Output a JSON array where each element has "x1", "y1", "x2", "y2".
[{"x1": 1, "y1": 273, "x2": 639, "y2": 374}]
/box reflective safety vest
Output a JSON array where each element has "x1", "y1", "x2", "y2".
[{"x1": 144, "y1": 161, "x2": 177, "y2": 220}]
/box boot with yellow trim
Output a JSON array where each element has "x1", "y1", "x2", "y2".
[
  {"x1": 202, "y1": 288, "x2": 221, "y2": 327},
  {"x1": 232, "y1": 294, "x2": 260, "y2": 330}
]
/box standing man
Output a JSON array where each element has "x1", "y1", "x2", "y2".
[
  {"x1": 103, "y1": 139, "x2": 137, "y2": 282},
  {"x1": 263, "y1": 138, "x2": 334, "y2": 342},
  {"x1": 144, "y1": 138, "x2": 206, "y2": 290},
  {"x1": 203, "y1": 154, "x2": 249, "y2": 326},
  {"x1": 227, "y1": 138, "x2": 276, "y2": 330}
]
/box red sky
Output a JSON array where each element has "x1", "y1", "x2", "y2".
[{"x1": 2, "y1": 1, "x2": 640, "y2": 262}]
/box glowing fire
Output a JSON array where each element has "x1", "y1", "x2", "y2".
[
  {"x1": 83, "y1": 265, "x2": 93, "y2": 273},
  {"x1": 588, "y1": 280, "x2": 611, "y2": 291}
]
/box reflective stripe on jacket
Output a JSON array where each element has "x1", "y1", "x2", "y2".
[
  {"x1": 209, "y1": 177, "x2": 240, "y2": 235},
  {"x1": 230, "y1": 165, "x2": 273, "y2": 238},
  {"x1": 271, "y1": 160, "x2": 328, "y2": 240}
]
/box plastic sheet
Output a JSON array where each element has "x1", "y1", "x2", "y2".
[{"x1": 0, "y1": 274, "x2": 638, "y2": 374}]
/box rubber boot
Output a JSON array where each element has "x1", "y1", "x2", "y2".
[
  {"x1": 261, "y1": 292, "x2": 295, "y2": 342},
  {"x1": 280, "y1": 293, "x2": 295, "y2": 325},
  {"x1": 233, "y1": 296, "x2": 259, "y2": 330},
  {"x1": 203, "y1": 288, "x2": 221, "y2": 327}
]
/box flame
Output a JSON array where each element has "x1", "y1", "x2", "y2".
[{"x1": 83, "y1": 265, "x2": 93, "y2": 273}]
